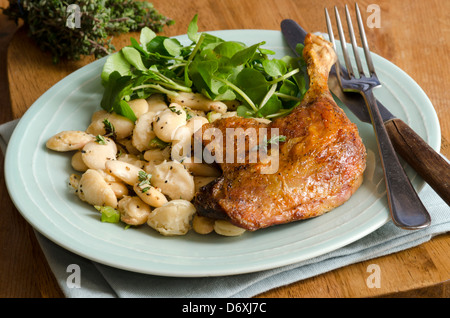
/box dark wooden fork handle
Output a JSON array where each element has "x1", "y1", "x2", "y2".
[{"x1": 385, "y1": 118, "x2": 450, "y2": 206}]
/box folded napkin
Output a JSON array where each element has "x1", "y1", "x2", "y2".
[{"x1": 1, "y1": 119, "x2": 449, "y2": 298}]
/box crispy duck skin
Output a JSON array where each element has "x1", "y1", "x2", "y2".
[{"x1": 194, "y1": 33, "x2": 367, "y2": 231}]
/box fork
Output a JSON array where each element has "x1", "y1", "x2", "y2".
[{"x1": 325, "y1": 4, "x2": 431, "y2": 230}]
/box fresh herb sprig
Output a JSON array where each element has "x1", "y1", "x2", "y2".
[
  {"x1": 137, "y1": 170, "x2": 152, "y2": 193},
  {"x1": 1, "y1": 0, "x2": 174, "y2": 63},
  {"x1": 95, "y1": 134, "x2": 108, "y2": 145},
  {"x1": 252, "y1": 134, "x2": 287, "y2": 152},
  {"x1": 100, "y1": 15, "x2": 308, "y2": 122},
  {"x1": 102, "y1": 118, "x2": 116, "y2": 139}
]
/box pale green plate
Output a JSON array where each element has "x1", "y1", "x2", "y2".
[{"x1": 5, "y1": 30, "x2": 440, "y2": 277}]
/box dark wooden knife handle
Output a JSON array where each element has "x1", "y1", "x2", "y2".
[{"x1": 385, "y1": 118, "x2": 450, "y2": 206}]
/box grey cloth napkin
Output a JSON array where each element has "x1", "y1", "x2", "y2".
[{"x1": 1, "y1": 119, "x2": 449, "y2": 298}]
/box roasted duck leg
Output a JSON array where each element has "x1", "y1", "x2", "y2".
[{"x1": 194, "y1": 33, "x2": 367, "y2": 231}]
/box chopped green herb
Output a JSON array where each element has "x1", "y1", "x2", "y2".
[
  {"x1": 185, "y1": 110, "x2": 194, "y2": 121},
  {"x1": 141, "y1": 186, "x2": 151, "y2": 193},
  {"x1": 169, "y1": 105, "x2": 183, "y2": 115},
  {"x1": 102, "y1": 119, "x2": 116, "y2": 139},
  {"x1": 95, "y1": 205, "x2": 120, "y2": 223},
  {"x1": 149, "y1": 136, "x2": 170, "y2": 149},
  {"x1": 252, "y1": 134, "x2": 287, "y2": 151},
  {"x1": 138, "y1": 170, "x2": 152, "y2": 188},
  {"x1": 138, "y1": 170, "x2": 148, "y2": 181},
  {"x1": 95, "y1": 135, "x2": 108, "y2": 145},
  {"x1": 267, "y1": 134, "x2": 287, "y2": 145}
]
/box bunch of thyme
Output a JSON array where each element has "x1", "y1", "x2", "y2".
[{"x1": 2, "y1": 0, "x2": 174, "y2": 63}]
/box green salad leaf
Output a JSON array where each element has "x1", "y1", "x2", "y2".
[{"x1": 100, "y1": 15, "x2": 308, "y2": 121}]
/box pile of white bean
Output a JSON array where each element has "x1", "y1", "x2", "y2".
[{"x1": 46, "y1": 92, "x2": 246, "y2": 237}]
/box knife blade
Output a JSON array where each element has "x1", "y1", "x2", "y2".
[{"x1": 281, "y1": 19, "x2": 450, "y2": 205}]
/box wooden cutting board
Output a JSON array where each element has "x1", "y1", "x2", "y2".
[{"x1": 1, "y1": 0, "x2": 449, "y2": 297}]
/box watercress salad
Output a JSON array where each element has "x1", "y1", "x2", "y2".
[{"x1": 100, "y1": 15, "x2": 308, "y2": 122}]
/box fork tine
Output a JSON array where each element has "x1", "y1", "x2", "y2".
[
  {"x1": 355, "y1": 3, "x2": 376, "y2": 76},
  {"x1": 333, "y1": 6, "x2": 354, "y2": 78},
  {"x1": 344, "y1": 5, "x2": 365, "y2": 77},
  {"x1": 324, "y1": 8, "x2": 336, "y2": 50},
  {"x1": 324, "y1": 8, "x2": 344, "y2": 79}
]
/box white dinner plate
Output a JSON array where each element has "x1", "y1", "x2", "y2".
[{"x1": 4, "y1": 30, "x2": 441, "y2": 277}]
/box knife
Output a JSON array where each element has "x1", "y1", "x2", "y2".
[{"x1": 281, "y1": 19, "x2": 450, "y2": 206}]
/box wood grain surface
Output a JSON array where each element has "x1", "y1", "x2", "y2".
[{"x1": 0, "y1": 0, "x2": 449, "y2": 298}]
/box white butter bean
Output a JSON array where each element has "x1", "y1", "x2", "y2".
[
  {"x1": 77, "y1": 169, "x2": 118, "y2": 208},
  {"x1": 105, "y1": 160, "x2": 143, "y2": 186},
  {"x1": 117, "y1": 153, "x2": 146, "y2": 169},
  {"x1": 116, "y1": 138, "x2": 141, "y2": 155},
  {"x1": 171, "y1": 125, "x2": 192, "y2": 161},
  {"x1": 146, "y1": 93, "x2": 169, "y2": 113},
  {"x1": 118, "y1": 196, "x2": 151, "y2": 225},
  {"x1": 132, "y1": 111, "x2": 157, "y2": 152},
  {"x1": 71, "y1": 151, "x2": 88, "y2": 172},
  {"x1": 69, "y1": 173, "x2": 81, "y2": 190},
  {"x1": 81, "y1": 137, "x2": 117, "y2": 170},
  {"x1": 181, "y1": 157, "x2": 221, "y2": 177},
  {"x1": 143, "y1": 147, "x2": 171, "y2": 164},
  {"x1": 46, "y1": 131, "x2": 94, "y2": 152},
  {"x1": 168, "y1": 92, "x2": 228, "y2": 113},
  {"x1": 127, "y1": 98, "x2": 149, "y2": 118},
  {"x1": 108, "y1": 182, "x2": 129, "y2": 199},
  {"x1": 186, "y1": 116, "x2": 209, "y2": 134},
  {"x1": 86, "y1": 110, "x2": 134, "y2": 140},
  {"x1": 147, "y1": 200, "x2": 196, "y2": 236},
  {"x1": 153, "y1": 104, "x2": 187, "y2": 142},
  {"x1": 146, "y1": 160, "x2": 195, "y2": 201},
  {"x1": 133, "y1": 183, "x2": 168, "y2": 208},
  {"x1": 192, "y1": 214, "x2": 215, "y2": 235},
  {"x1": 214, "y1": 220, "x2": 246, "y2": 237}
]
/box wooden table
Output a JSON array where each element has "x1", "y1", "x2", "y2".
[{"x1": 0, "y1": 0, "x2": 449, "y2": 298}]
